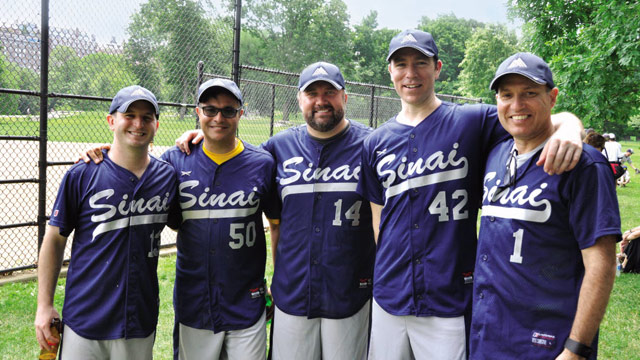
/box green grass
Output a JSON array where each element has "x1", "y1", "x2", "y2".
[
  {"x1": 0, "y1": 110, "x2": 372, "y2": 147},
  {"x1": 0, "y1": 236, "x2": 275, "y2": 359},
  {"x1": 1, "y1": 141, "x2": 639, "y2": 359}
]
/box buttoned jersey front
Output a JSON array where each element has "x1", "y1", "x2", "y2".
[
  {"x1": 262, "y1": 120, "x2": 375, "y2": 319},
  {"x1": 50, "y1": 151, "x2": 178, "y2": 340},
  {"x1": 162, "y1": 142, "x2": 278, "y2": 332},
  {"x1": 358, "y1": 103, "x2": 508, "y2": 317},
  {"x1": 470, "y1": 141, "x2": 621, "y2": 359}
]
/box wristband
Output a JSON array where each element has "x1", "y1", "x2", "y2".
[{"x1": 564, "y1": 338, "x2": 593, "y2": 358}]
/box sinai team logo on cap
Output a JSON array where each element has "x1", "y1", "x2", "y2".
[
  {"x1": 298, "y1": 61, "x2": 345, "y2": 91},
  {"x1": 387, "y1": 29, "x2": 438, "y2": 61},
  {"x1": 312, "y1": 67, "x2": 330, "y2": 77},
  {"x1": 131, "y1": 88, "x2": 146, "y2": 97},
  {"x1": 489, "y1": 52, "x2": 555, "y2": 91},
  {"x1": 507, "y1": 57, "x2": 528, "y2": 69},
  {"x1": 401, "y1": 34, "x2": 418, "y2": 44},
  {"x1": 196, "y1": 78, "x2": 243, "y2": 105},
  {"x1": 109, "y1": 85, "x2": 160, "y2": 116}
]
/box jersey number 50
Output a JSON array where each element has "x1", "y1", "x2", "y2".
[{"x1": 229, "y1": 221, "x2": 257, "y2": 249}]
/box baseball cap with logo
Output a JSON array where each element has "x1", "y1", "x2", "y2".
[
  {"x1": 387, "y1": 29, "x2": 438, "y2": 62},
  {"x1": 490, "y1": 52, "x2": 555, "y2": 91},
  {"x1": 109, "y1": 85, "x2": 160, "y2": 116},
  {"x1": 298, "y1": 62, "x2": 345, "y2": 91},
  {"x1": 197, "y1": 78, "x2": 243, "y2": 105}
]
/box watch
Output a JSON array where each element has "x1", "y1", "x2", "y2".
[{"x1": 564, "y1": 338, "x2": 593, "y2": 358}]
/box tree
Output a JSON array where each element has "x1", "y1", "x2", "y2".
[
  {"x1": 75, "y1": 53, "x2": 139, "y2": 110},
  {"x1": 458, "y1": 25, "x2": 519, "y2": 104},
  {"x1": 242, "y1": 0, "x2": 353, "y2": 73},
  {"x1": 351, "y1": 11, "x2": 397, "y2": 85},
  {"x1": 419, "y1": 13, "x2": 484, "y2": 95},
  {"x1": 49, "y1": 46, "x2": 82, "y2": 110},
  {"x1": 0, "y1": 51, "x2": 20, "y2": 115},
  {"x1": 508, "y1": 0, "x2": 640, "y2": 133},
  {"x1": 126, "y1": 0, "x2": 233, "y2": 108}
]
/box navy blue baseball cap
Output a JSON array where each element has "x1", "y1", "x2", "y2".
[
  {"x1": 197, "y1": 78, "x2": 243, "y2": 105},
  {"x1": 387, "y1": 29, "x2": 438, "y2": 62},
  {"x1": 490, "y1": 52, "x2": 555, "y2": 91},
  {"x1": 298, "y1": 62, "x2": 345, "y2": 91},
  {"x1": 109, "y1": 85, "x2": 159, "y2": 116}
]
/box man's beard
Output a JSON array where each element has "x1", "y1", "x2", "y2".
[{"x1": 304, "y1": 106, "x2": 345, "y2": 133}]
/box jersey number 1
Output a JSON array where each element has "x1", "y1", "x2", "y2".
[{"x1": 510, "y1": 228, "x2": 524, "y2": 264}]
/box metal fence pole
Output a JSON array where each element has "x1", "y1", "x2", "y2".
[
  {"x1": 232, "y1": 0, "x2": 242, "y2": 85},
  {"x1": 37, "y1": 0, "x2": 50, "y2": 252},
  {"x1": 369, "y1": 85, "x2": 375, "y2": 128},
  {"x1": 270, "y1": 84, "x2": 275, "y2": 137},
  {"x1": 195, "y1": 61, "x2": 204, "y2": 129}
]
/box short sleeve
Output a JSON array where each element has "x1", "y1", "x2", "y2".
[
  {"x1": 49, "y1": 168, "x2": 81, "y2": 237},
  {"x1": 356, "y1": 137, "x2": 385, "y2": 205},
  {"x1": 569, "y1": 161, "x2": 621, "y2": 249}
]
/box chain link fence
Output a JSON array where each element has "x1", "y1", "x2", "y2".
[
  {"x1": 215, "y1": 65, "x2": 481, "y2": 147},
  {"x1": 0, "y1": 0, "x2": 480, "y2": 274},
  {"x1": 0, "y1": 0, "x2": 236, "y2": 274}
]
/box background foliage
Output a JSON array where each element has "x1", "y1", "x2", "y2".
[
  {"x1": 507, "y1": 0, "x2": 640, "y2": 134},
  {"x1": 2, "y1": 0, "x2": 638, "y2": 134}
]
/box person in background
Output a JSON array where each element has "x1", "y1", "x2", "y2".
[
  {"x1": 584, "y1": 132, "x2": 605, "y2": 152},
  {"x1": 603, "y1": 133, "x2": 622, "y2": 163},
  {"x1": 620, "y1": 226, "x2": 640, "y2": 273}
]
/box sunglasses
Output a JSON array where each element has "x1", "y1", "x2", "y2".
[
  {"x1": 491, "y1": 149, "x2": 518, "y2": 202},
  {"x1": 199, "y1": 105, "x2": 242, "y2": 118}
]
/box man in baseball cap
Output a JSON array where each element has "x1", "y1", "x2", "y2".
[
  {"x1": 620, "y1": 148, "x2": 639, "y2": 174},
  {"x1": 36, "y1": 85, "x2": 178, "y2": 359},
  {"x1": 357, "y1": 30, "x2": 586, "y2": 360},
  {"x1": 470, "y1": 52, "x2": 620, "y2": 359},
  {"x1": 263, "y1": 61, "x2": 375, "y2": 360},
  {"x1": 162, "y1": 78, "x2": 278, "y2": 359},
  {"x1": 603, "y1": 131, "x2": 623, "y2": 162}
]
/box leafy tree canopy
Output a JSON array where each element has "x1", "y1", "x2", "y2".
[{"x1": 508, "y1": 0, "x2": 640, "y2": 133}]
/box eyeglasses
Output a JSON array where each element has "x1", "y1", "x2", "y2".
[
  {"x1": 491, "y1": 149, "x2": 518, "y2": 202},
  {"x1": 199, "y1": 105, "x2": 242, "y2": 118}
]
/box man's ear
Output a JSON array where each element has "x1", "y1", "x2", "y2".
[
  {"x1": 549, "y1": 87, "x2": 559, "y2": 109},
  {"x1": 106, "y1": 113, "x2": 115, "y2": 130}
]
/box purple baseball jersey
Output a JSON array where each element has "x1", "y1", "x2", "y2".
[
  {"x1": 161, "y1": 141, "x2": 278, "y2": 332},
  {"x1": 357, "y1": 103, "x2": 508, "y2": 317},
  {"x1": 470, "y1": 141, "x2": 621, "y2": 359},
  {"x1": 49, "y1": 151, "x2": 178, "y2": 340},
  {"x1": 262, "y1": 120, "x2": 376, "y2": 319}
]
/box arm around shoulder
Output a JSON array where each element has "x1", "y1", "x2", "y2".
[{"x1": 540, "y1": 112, "x2": 584, "y2": 175}]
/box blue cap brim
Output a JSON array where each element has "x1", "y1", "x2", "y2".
[{"x1": 387, "y1": 45, "x2": 435, "y2": 62}]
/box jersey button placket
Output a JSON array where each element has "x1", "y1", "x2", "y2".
[
  {"x1": 207, "y1": 171, "x2": 220, "y2": 323},
  {"x1": 409, "y1": 134, "x2": 426, "y2": 311},
  {"x1": 309, "y1": 152, "x2": 323, "y2": 312}
]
